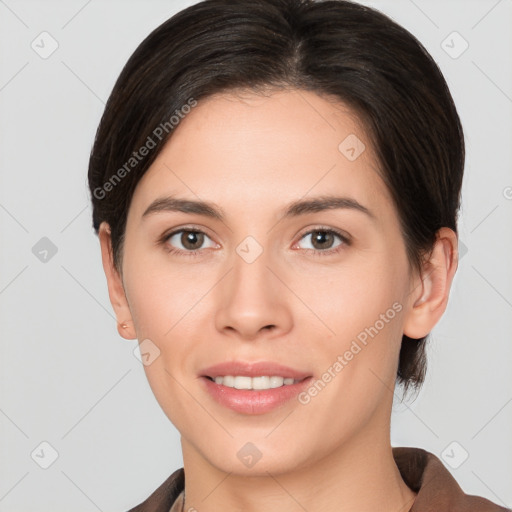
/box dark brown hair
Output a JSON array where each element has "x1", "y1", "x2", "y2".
[{"x1": 88, "y1": 0, "x2": 465, "y2": 391}]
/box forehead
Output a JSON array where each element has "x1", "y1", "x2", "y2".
[{"x1": 129, "y1": 88, "x2": 390, "y2": 220}]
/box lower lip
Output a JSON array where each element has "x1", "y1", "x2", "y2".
[{"x1": 201, "y1": 376, "x2": 313, "y2": 415}]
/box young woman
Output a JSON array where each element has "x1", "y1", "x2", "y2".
[{"x1": 88, "y1": 0, "x2": 508, "y2": 510}]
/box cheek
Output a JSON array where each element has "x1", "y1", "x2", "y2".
[
  {"x1": 293, "y1": 253, "x2": 407, "y2": 394},
  {"x1": 123, "y1": 251, "x2": 212, "y2": 338},
  {"x1": 293, "y1": 255, "x2": 405, "y2": 338}
]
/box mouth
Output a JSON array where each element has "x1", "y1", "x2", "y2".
[{"x1": 199, "y1": 361, "x2": 313, "y2": 414}]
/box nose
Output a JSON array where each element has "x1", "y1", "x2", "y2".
[{"x1": 214, "y1": 246, "x2": 293, "y2": 341}]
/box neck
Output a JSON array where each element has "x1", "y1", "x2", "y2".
[{"x1": 180, "y1": 422, "x2": 416, "y2": 512}]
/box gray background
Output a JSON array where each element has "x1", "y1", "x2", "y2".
[{"x1": 1, "y1": 0, "x2": 511, "y2": 510}]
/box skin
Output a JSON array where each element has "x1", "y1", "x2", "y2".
[{"x1": 99, "y1": 88, "x2": 458, "y2": 512}]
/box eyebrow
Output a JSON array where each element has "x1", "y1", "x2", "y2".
[{"x1": 141, "y1": 195, "x2": 375, "y2": 222}]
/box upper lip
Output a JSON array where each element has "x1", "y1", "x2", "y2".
[{"x1": 200, "y1": 361, "x2": 311, "y2": 380}]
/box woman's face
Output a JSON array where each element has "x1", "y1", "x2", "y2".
[{"x1": 113, "y1": 89, "x2": 421, "y2": 474}]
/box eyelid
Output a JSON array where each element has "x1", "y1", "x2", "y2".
[
  {"x1": 160, "y1": 224, "x2": 216, "y2": 242},
  {"x1": 159, "y1": 224, "x2": 219, "y2": 253},
  {"x1": 296, "y1": 225, "x2": 351, "y2": 242},
  {"x1": 292, "y1": 226, "x2": 352, "y2": 252}
]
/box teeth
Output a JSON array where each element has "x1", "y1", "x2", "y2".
[{"x1": 211, "y1": 375, "x2": 298, "y2": 390}]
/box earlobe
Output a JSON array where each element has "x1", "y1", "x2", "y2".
[
  {"x1": 98, "y1": 222, "x2": 137, "y2": 340},
  {"x1": 117, "y1": 320, "x2": 136, "y2": 340},
  {"x1": 403, "y1": 228, "x2": 459, "y2": 339}
]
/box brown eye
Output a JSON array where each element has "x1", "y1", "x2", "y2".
[
  {"x1": 180, "y1": 231, "x2": 204, "y2": 250},
  {"x1": 165, "y1": 229, "x2": 217, "y2": 253},
  {"x1": 310, "y1": 230, "x2": 336, "y2": 250},
  {"x1": 297, "y1": 229, "x2": 348, "y2": 252}
]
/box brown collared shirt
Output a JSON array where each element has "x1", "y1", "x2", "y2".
[{"x1": 128, "y1": 447, "x2": 509, "y2": 512}]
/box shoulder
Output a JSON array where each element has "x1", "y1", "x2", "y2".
[
  {"x1": 393, "y1": 447, "x2": 510, "y2": 512},
  {"x1": 126, "y1": 467, "x2": 184, "y2": 512}
]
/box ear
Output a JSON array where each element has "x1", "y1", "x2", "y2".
[
  {"x1": 98, "y1": 222, "x2": 137, "y2": 340},
  {"x1": 403, "y1": 227, "x2": 459, "y2": 339}
]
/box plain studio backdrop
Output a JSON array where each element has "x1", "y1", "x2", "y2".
[{"x1": 0, "y1": 0, "x2": 511, "y2": 510}]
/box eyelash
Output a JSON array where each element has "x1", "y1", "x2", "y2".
[{"x1": 159, "y1": 226, "x2": 351, "y2": 258}]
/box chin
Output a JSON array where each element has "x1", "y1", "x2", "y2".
[{"x1": 196, "y1": 439, "x2": 317, "y2": 477}]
